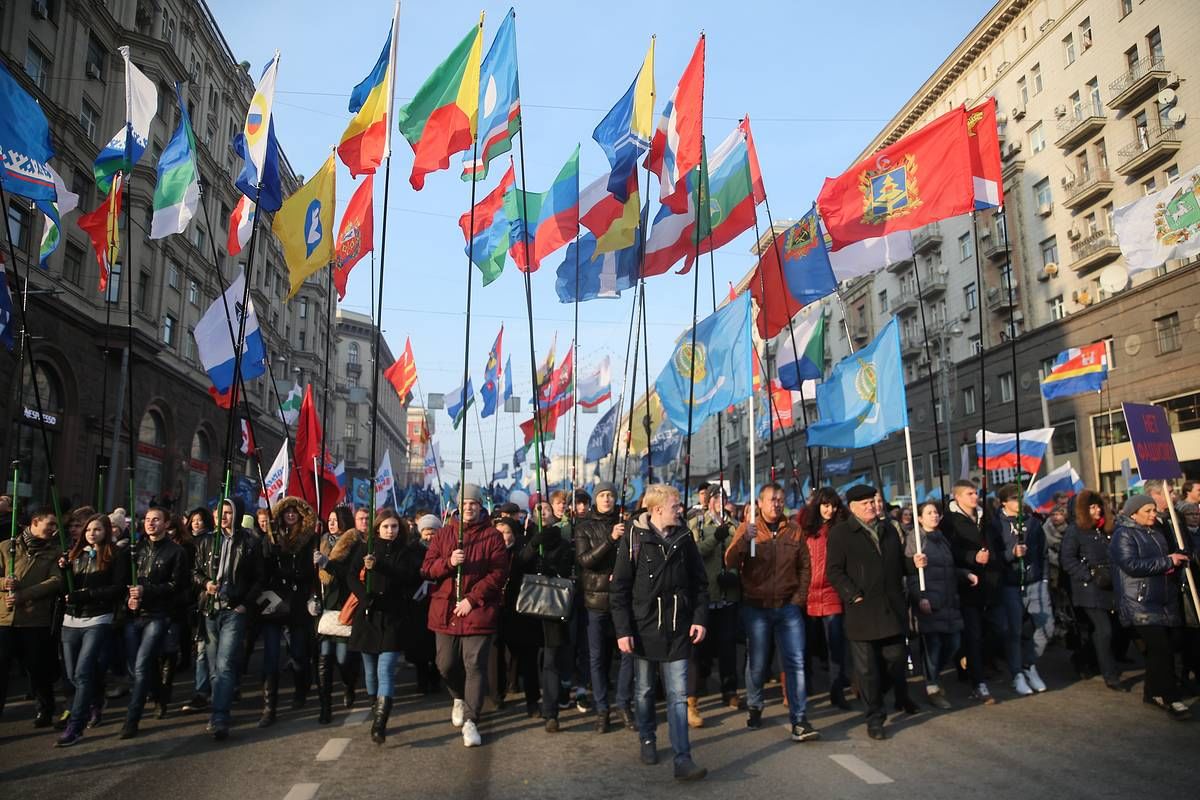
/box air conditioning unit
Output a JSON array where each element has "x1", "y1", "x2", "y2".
[
  {"x1": 1012, "y1": 105, "x2": 1027, "y2": 121},
  {"x1": 959, "y1": 310, "x2": 972, "y2": 322},
  {"x1": 86, "y1": 62, "x2": 102, "y2": 80},
  {"x1": 1067, "y1": 226, "x2": 1082, "y2": 241},
  {"x1": 987, "y1": 286, "x2": 1001, "y2": 300},
  {"x1": 1036, "y1": 202, "x2": 1053, "y2": 217},
  {"x1": 1054, "y1": 104, "x2": 1067, "y2": 118},
  {"x1": 1060, "y1": 175, "x2": 1073, "y2": 187},
  {"x1": 32, "y1": 0, "x2": 49, "y2": 19},
  {"x1": 1167, "y1": 72, "x2": 1182, "y2": 89}
]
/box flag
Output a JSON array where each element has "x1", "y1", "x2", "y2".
[
  {"x1": 646, "y1": 35, "x2": 704, "y2": 214},
  {"x1": 1040, "y1": 342, "x2": 1108, "y2": 399},
  {"x1": 643, "y1": 191, "x2": 696, "y2": 278},
  {"x1": 1113, "y1": 165, "x2": 1200, "y2": 272},
  {"x1": 694, "y1": 121, "x2": 759, "y2": 260},
  {"x1": 274, "y1": 154, "x2": 336, "y2": 298},
  {"x1": 233, "y1": 117, "x2": 282, "y2": 212},
  {"x1": 1025, "y1": 462, "x2": 1085, "y2": 513},
  {"x1": 446, "y1": 378, "x2": 474, "y2": 429},
  {"x1": 578, "y1": 356, "x2": 612, "y2": 408},
  {"x1": 424, "y1": 442, "x2": 441, "y2": 488},
  {"x1": 649, "y1": 424, "x2": 683, "y2": 468},
  {"x1": 375, "y1": 449, "x2": 396, "y2": 510},
  {"x1": 241, "y1": 53, "x2": 279, "y2": 197},
  {"x1": 76, "y1": 173, "x2": 123, "y2": 293},
  {"x1": 816, "y1": 106, "x2": 974, "y2": 251},
  {"x1": 593, "y1": 39, "x2": 654, "y2": 202},
  {"x1": 627, "y1": 391, "x2": 664, "y2": 454},
  {"x1": 480, "y1": 326, "x2": 503, "y2": 418},
  {"x1": 506, "y1": 146, "x2": 580, "y2": 271},
  {"x1": 277, "y1": 382, "x2": 302, "y2": 425},
  {"x1": 261, "y1": 442, "x2": 289, "y2": 508},
  {"x1": 493, "y1": 464, "x2": 509, "y2": 482},
  {"x1": 554, "y1": 234, "x2": 638, "y2": 303},
  {"x1": 976, "y1": 428, "x2": 1055, "y2": 474},
  {"x1": 503, "y1": 355, "x2": 513, "y2": 401},
  {"x1": 586, "y1": 405, "x2": 619, "y2": 463},
  {"x1": 537, "y1": 343, "x2": 573, "y2": 408},
  {"x1": 227, "y1": 195, "x2": 255, "y2": 257},
  {"x1": 335, "y1": 461, "x2": 348, "y2": 498},
  {"x1": 38, "y1": 166, "x2": 79, "y2": 267},
  {"x1": 0, "y1": 62, "x2": 56, "y2": 203},
  {"x1": 520, "y1": 406, "x2": 560, "y2": 448},
  {"x1": 460, "y1": 163, "x2": 514, "y2": 285},
  {"x1": 827, "y1": 229, "x2": 914, "y2": 281},
  {"x1": 338, "y1": 11, "x2": 398, "y2": 177},
  {"x1": 513, "y1": 445, "x2": 526, "y2": 468},
  {"x1": 462, "y1": 9, "x2": 519, "y2": 181},
  {"x1": 806, "y1": 318, "x2": 907, "y2": 448},
  {"x1": 384, "y1": 337, "x2": 418, "y2": 400},
  {"x1": 333, "y1": 175, "x2": 374, "y2": 299},
  {"x1": 149, "y1": 84, "x2": 199, "y2": 239},
  {"x1": 396, "y1": 21, "x2": 483, "y2": 190},
  {"x1": 195, "y1": 270, "x2": 267, "y2": 405},
  {"x1": 580, "y1": 170, "x2": 640, "y2": 254},
  {"x1": 751, "y1": 210, "x2": 838, "y2": 339},
  {"x1": 288, "y1": 385, "x2": 342, "y2": 512},
  {"x1": 0, "y1": 269, "x2": 14, "y2": 351},
  {"x1": 966, "y1": 98, "x2": 1003, "y2": 209},
  {"x1": 536, "y1": 336, "x2": 556, "y2": 390},
  {"x1": 93, "y1": 47, "x2": 157, "y2": 195},
  {"x1": 775, "y1": 312, "x2": 825, "y2": 390},
  {"x1": 239, "y1": 418, "x2": 255, "y2": 456},
  {"x1": 771, "y1": 382, "x2": 794, "y2": 430},
  {"x1": 655, "y1": 293, "x2": 753, "y2": 432}
]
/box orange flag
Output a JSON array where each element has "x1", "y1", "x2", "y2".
[
  {"x1": 76, "y1": 173, "x2": 123, "y2": 293},
  {"x1": 384, "y1": 337, "x2": 417, "y2": 401}
]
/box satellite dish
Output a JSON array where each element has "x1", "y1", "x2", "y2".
[
  {"x1": 1167, "y1": 107, "x2": 1187, "y2": 126},
  {"x1": 1156, "y1": 88, "x2": 1177, "y2": 106},
  {"x1": 1099, "y1": 263, "x2": 1129, "y2": 294}
]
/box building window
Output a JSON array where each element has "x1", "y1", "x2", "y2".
[
  {"x1": 1142, "y1": 177, "x2": 1156, "y2": 196},
  {"x1": 193, "y1": 226, "x2": 206, "y2": 253},
  {"x1": 1030, "y1": 63, "x2": 1042, "y2": 95},
  {"x1": 299, "y1": 297, "x2": 308, "y2": 319},
  {"x1": 999, "y1": 372, "x2": 1014, "y2": 403},
  {"x1": 1053, "y1": 420, "x2": 1078, "y2": 454},
  {"x1": 878, "y1": 290, "x2": 888, "y2": 314},
  {"x1": 1040, "y1": 236, "x2": 1058, "y2": 267},
  {"x1": 1165, "y1": 164, "x2": 1179, "y2": 183},
  {"x1": 1119, "y1": 0, "x2": 1132, "y2": 19},
  {"x1": 184, "y1": 327, "x2": 196, "y2": 361},
  {"x1": 137, "y1": 270, "x2": 151, "y2": 311},
  {"x1": 1147, "y1": 27, "x2": 1163, "y2": 63},
  {"x1": 24, "y1": 41, "x2": 51, "y2": 91},
  {"x1": 106, "y1": 262, "x2": 122, "y2": 304},
  {"x1": 964, "y1": 282, "x2": 977, "y2": 310},
  {"x1": 1048, "y1": 295, "x2": 1065, "y2": 320},
  {"x1": 1079, "y1": 17, "x2": 1092, "y2": 50},
  {"x1": 1033, "y1": 178, "x2": 1052, "y2": 209},
  {"x1": 167, "y1": 262, "x2": 180, "y2": 289},
  {"x1": 7, "y1": 201, "x2": 31, "y2": 251},
  {"x1": 63, "y1": 242, "x2": 85, "y2": 287},
  {"x1": 1160, "y1": 392, "x2": 1200, "y2": 433},
  {"x1": 933, "y1": 398, "x2": 943, "y2": 425},
  {"x1": 298, "y1": 330, "x2": 306, "y2": 351},
  {"x1": 79, "y1": 98, "x2": 100, "y2": 142},
  {"x1": 188, "y1": 279, "x2": 199, "y2": 305},
  {"x1": 161, "y1": 315, "x2": 175, "y2": 346},
  {"x1": 86, "y1": 33, "x2": 106, "y2": 80},
  {"x1": 346, "y1": 443, "x2": 357, "y2": 462},
  {"x1": 963, "y1": 386, "x2": 977, "y2": 415},
  {"x1": 344, "y1": 422, "x2": 355, "y2": 439},
  {"x1": 1093, "y1": 411, "x2": 1130, "y2": 447},
  {"x1": 1030, "y1": 123, "x2": 1045, "y2": 154},
  {"x1": 346, "y1": 403, "x2": 358, "y2": 420},
  {"x1": 958, "y1": 232, "x2": 972, "y2": 261},
  {"x1": 1063, "y1": 34, "x2": 1076, "y2": 66},
  {"x1": 969, "y1": 334, "x2": 982, "y2": 355},
  {"x1": 348, "y1": 342, "x2": 360, "y2": 365},
  {"x1": 1017, "y1": 76, "x2": 1028, "y2": 106},
  {"x1": 1154, "y1": 313, "x2": 1181, "y2": 354}
]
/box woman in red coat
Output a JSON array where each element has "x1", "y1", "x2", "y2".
[{"x1": 801, "y1": 487, "x2": 850, "y2": 709}]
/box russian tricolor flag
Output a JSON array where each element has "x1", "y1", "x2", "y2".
[
  {"x1": 1025, "y1": 462, "x2": 1084, "y2": 512},
  {"x1": 194, "y1": 271, "x2": 267, "y2": 406},
  {"x1": 976, "y1": 427, "x2": 1055, "y2": 474}
]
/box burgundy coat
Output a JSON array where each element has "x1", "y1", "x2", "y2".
[{"x1": 421, "y1": 516, "x2": 509, "y2": 636}]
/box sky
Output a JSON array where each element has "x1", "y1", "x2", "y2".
[{"x1": 207, "y1": 0, "x2": 996, "y2": 486}]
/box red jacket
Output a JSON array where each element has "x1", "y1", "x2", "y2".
[
  {"x1": 421, "y1": 516, "x2": 509, "y2": 636},
  {"x1": 804, "y1": 524, "x2": 843, "y2": 617}
]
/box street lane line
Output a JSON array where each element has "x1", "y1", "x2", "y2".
[
  {"x1": 829, "y1": 754, "x2": 895, "y2": 784},
  {"x1": 342, "y1": 710, "x2": 370, "y2": 726},
  {"x1": 316, "y1": 738, "x2": 351, "y2": 761},
  {"x1": 282, "y1": 784, "x2": 320, "y2": 800}
]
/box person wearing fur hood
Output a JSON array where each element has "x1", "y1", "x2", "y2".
[{"x1": 313, "y1": 506, "x2": 360, "y2": 724}]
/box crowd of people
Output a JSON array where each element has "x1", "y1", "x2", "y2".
[{"x1": 0, "y1": 476, "x2": 1197, "y2": 781}]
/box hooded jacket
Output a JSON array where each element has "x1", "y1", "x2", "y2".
[
  {"x1": 193, "y1": 525, "x2": 264, "y2": 616},
  {"x1": 263, "y1": 496, "x2": 319, "y2": 622},
  {"x1": 574, "y1": 506, "x2": 623, "y2": 612},
  {"x1": 318, "y1": 529, "x2": 361, "y2": 613},
  {"x1": 0, "y1": 531, "x2": 64, "y2": 627},
  {"x1": 421, "y1": 514, "x2": 509, "y2": 636},
  {"x1": 690, "y1": 511, "x2": 741, "y2": 605},
  {"x1": 725, "y1": 515, "x2": 810, "y2": 609}
]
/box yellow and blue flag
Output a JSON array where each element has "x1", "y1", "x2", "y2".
[
  {"x1": 593, "y1": 39, "x2": 654, "y2": 202},
  {"x1": 274, "y1": 154, "x2": 336, "y2": 298},
  {"x1": 1040, "y1": 342, "x2": 1107, "y2": 399}
]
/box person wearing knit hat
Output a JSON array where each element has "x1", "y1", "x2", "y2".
[
  {"x1": 1120, "y1": 494, "x2": 1156, "y2": 517},
  {"x1": 417, "y1": 514, "x2": 442, "y2": 538}
]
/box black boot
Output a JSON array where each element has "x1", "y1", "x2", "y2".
[
  {"x1": 338, "y1": 660, "x2": 357, "y2": 709},
  {"x1": 156, "y1": 657, "x2": 176, "y2": 719},
  {"x1": 370, "y1": 696, "x2": 392, "y2": 745},
  {"x1": 291, "y1": 666, "x2": 309, "y2": 710},
  {"x1": 258, "y1": 674, "x2": 279, "y2": 728},
  {"x1": 317, "y1": 656, "x2": 334, "y2": 725}
]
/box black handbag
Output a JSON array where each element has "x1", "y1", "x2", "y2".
[
  {"x1": 515, "y1": 573, "x2": 575, "y2": 621},
  {"x1": 1082, "y1": 556, "x2": 1113, "y2": 590}
]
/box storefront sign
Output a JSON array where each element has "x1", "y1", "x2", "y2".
[{"x1": 22, "y1": 407, "x2": 57, "y2": 426}]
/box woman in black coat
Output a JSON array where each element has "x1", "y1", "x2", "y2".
[
  {"x1": 314, "y1": 505, "x2": 359, "y2": 723},
  {"x1": 494, "y1": 516, "x2": 540, "y2": 716},
  {"x1": 518, "y1": 519, "x2": 575, "y2": 732},
  {"x1": 1060, "y1": 489, "x2": 1121, "y2": 690}
]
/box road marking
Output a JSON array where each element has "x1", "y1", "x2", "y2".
[
  {"x1": 342, "y1": 710, "x2": 370, "y2": 726},
  {"x1": 316, "y1": 738, "x2": 351, "y2": 761},
  {"x1": 282, "y1": 784, "x2": 320, "y2": 800},
  {"x1": 829, "y1": 754, "x2": 894, "y2": 784}
]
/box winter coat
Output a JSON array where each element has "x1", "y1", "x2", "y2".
[
  {"x1": 1110, "y1": 515, "x2": 1184, "y2": 628},
  {"x1": 129, "y1": 535, "x2": 188, "y2": 618},
  {"x1": 724, "y1": 516, "x2": 811, "y2": 610},
  {"x1": 421, "y1": 515, "x2": 509, "y2": 636},
  {"x1": 347, "y1": 536, "x2": 423, "y2": 654},
  {"x1": 499, "y1": 535, "x2": 542, "y2": 650},
  {"x1": 63, "y1": 547, "x2": 130, "y2": 619},
  {"x1": 318, "y1": 530, "x2": 361, "y2": 613},
  {"x1": 262, "y1": 497, "x2": 319, "y2": 624},
  {"x1": 990, "y1": 511, "x2": 1047, "y2": 586},
  {"x1": 804, "y1": 523, "x2": 843, "y2": 617},
  {"x1": 1060, "y1": 522, "x2": 1114, "y2": 611},
  {"x1": 574, "y1": 507, "x2": 623, "y2": 612},
  {"x1": 405, "y1": 540, "x2": 438, "y2": 663},
  {"x1": 610, "y1": 513, "x2": 709, "y2": 662},
  {"x1": 192, "y1": 528, "x2": 264, "y2": 616},
  {"x1": 825, "y1": 516, "x2": 907, "y2": 642},
  {"x1": 943, "y1": 502, "x2": 1000, "y2": 607},
  {"x1": 520, "y1": 524, "x2": 576, "y2": 648},
  {"x1": 0, "y1": 532, "x2": 64, "y2": 628},
  {"x1": 904, "y1": 528, "x2": 965, "y2": 634},
  {"x1": 689, "y1": 512, "x2": 741, "y2": 605}
]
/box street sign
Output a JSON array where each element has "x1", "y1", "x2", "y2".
[{"x1": 1122, "y1": 402, "x2": 1181, "y2": 480}]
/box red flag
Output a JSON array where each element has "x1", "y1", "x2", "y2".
[
  {"x1": 966, "y1": 98, "x2": 1004, "y2": 209},
  {"x1": 816, "y1": 106, "x2": 974, "y2": 251},
  {"x1": 333, "y1": 175, "x2": 374, "y2": 300},
  {"x1": 749, "y1": 233, "x2": 810, "y2": 340},
  {"x1": 537, "y1": 344, "x2": 573, "y2": 406},
  {"x1": 520, "y1": 402, "x2": 565, "y2": 446},
  {"x1": 740, "y1": 116, "x2": 766, "y2": 204},
  {"x1": 76, "y1": 173, "x2": 123, "y2": 293},
  {"x1": 770, "y1": 381, "x2": 793, "y2": 430},
  {"x1": 646, "y1": 35, "x2": 705, "y2": 214},
  {"x1": 226, "y1": 195, "x2": 255, "y2": 257},
  {"x1": 239, "y1": 418, "x2": 256, "y2": 455},
  {"x1": 383, "y1": 337, "x2": 417, "y2": 401},
  {"x1": 287, "y1": 385, "x2": 341, "y2": 511}
]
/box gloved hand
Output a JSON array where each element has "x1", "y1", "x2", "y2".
[{"x1": 714, "y1": 524, "x2": 732, "y2": 544}]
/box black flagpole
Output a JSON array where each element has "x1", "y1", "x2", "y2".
[
  {"x1": 456, "y1": 133, "x2": 481, "y2": 598},
  {"x1": 911, "y1": 255, "x2": 948, "y2": 501}
]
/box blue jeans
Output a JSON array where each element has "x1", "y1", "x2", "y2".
[
  {"x1": 261, "y1": 621, "x2": 311, "y2": 676},
  {"x1": 743, "y1": 603, "x2": 807, "y2": 723},
  {"x1": 586, "y1": 610, "x2": 633, "y2": 712},
  {"x1": 361, "y1": 651, "x2": 400, "y2": 698},
  {"x1": 319, "y1": 637, "x2": 349, "y2": 664},
  {"x1": 634, "y1": 657, "x2": 691, "y2": 764},
  {"x1": 124, "y1": 615, "x2": 169, "y2": 721},
  {"x1": 62, "y1": 624, "x2": 111, "y2": 721},
  {"x1": 193, "y1": 638, "x2": 211, "y2": 696},
  {"x1": 920, "y1": 631, "x2": 961, "y2": 686},
  {"x1": 205, "y1": 609, "x2": 248, "y2": 725},
  {"x1": 991, "y1": 586, "x2": 1024, "y2": 678},
  {"x1": 1022, "y1": 581, "x2": 1055, "y2": 665}
]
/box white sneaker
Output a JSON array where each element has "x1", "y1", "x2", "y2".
[
  {"x1": 451, "y1": 699, "x2": 466, "y2": 728},
  {"x1": 1024, "y1": 665, "x2": 1047, "y2": 693},
  {"x1": 461, "y1": 719, "x2": 481, "y2": 747},
  {"x1": 1012, "y1": 673, "x2": 1033, "y2": 696}
]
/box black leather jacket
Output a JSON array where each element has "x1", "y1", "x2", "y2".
[
  {"x1": 575, "y1": 508, "x2": 622, "y2": 612},
  {"x1": 193, "y1": 528, "x2": 265, "y2": 616},
  {"x1": 63, "y1": 548, "x2": 130, "y2": 619},
  {"x1": 130, "y1": 536, "x2": 188, "y2": 617}
]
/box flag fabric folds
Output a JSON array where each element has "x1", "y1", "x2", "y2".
[
  {"x1": 194, "y1": 270, "x2": 267, "y2": 402},
  {"x1": 384, "y1": 337, "x2": 418, "y2": 401},
  {"x1": 1025, "y1": 462, "x2": 1084, "y2": 513},
  {"x1": 334, "y1": 175, "x2": 374, "y2": 299},
  {"x1": 506, "y1": 145, "x2": 580, "y2": 271},
  {"x1": 288, "y1": 385, "x2": 342, "y2": 512},
  {"x1": 38, "y1": 166, "x2": 79, "y2": 267},
  {"x1": 239, "y1": 418, "x2": 255, "y2": 455},
  {"x1": 375, "y1": 450, "x2": 397, "y2": 510},
  {"x1": 240, "y1": 53, "x2": 280, "y2": 197},
  {"x1": 1113, "y1": 165, "x2": 1200, "y2": 272},
  {"x1": 967, "y1": 98, "x2": 1004, "y2": 209},
  {"x1": 503, "y1": 356, "x2": 513, "y2": 402},
  {"x1": 535, "y1": 335, "x2": 556, "y2": 390},
  {"x1": 593, "y1": 39, "x2": 654, "y2": 202},
  {"x1": 338, "y1": 14, "x2": 397, "y2": 177},
  {"x1": 751, "y1": 209, "x2": 838, "y2": 339},
  {"x1": 447, "y1": 379, "x2": 475, "y2": 429},
  {"x1": 775, "y1": 312, "x2": 825, "y2": 390},
  {"x1": 646, "y1": 35, "x2": 704, "y2": 214},
  {"x1": 149, "y1": 85, "x2": 200, "y2": 239},
  {"x1": 463, "y1": 9, "x2": 520, "y2": 181},
  {"x1": 261, "y1": 442, "x2": 289, "y2": 507},
  {"x1": 0, "y1": 63, "x2": 56, "y2": 203},
  {"x1": 93, "y1": 47, "x2": 158, "y2": 195},
  {"x1": 1041, "y1": 342, "x2": 1108, "y2": 399},
  {"x1": 275, "y1": 154, "x2": 336, "y2": 298},
  {"x1": 227, "y1": 195, "x2": 256, "y2": 256},
  {"x1": 233, "y1": 117, "x2": 282, "y2": 213},
  {"x1": 643, "y1": 191, "x2": 696, "y2": 278},
  {"x1": 460, "y1": 163, "x2": 515, "y2": 285},
  {"x1": 806, "y1": 318, "x2": 907, "y2": 448},
  {"x1": 649, "y1": 424, "x2": 683, "y2": 468},
  {"x1": 694, "y1": 121, "x2": 759, "y2": 261},
  {"x1": 827, "y1": 229, "x2": 914, "y2": 281},
  {"x1": 480, "y1": 326, "x2": 504, "y2": 418},
  {"x1": 578, "y1": 356, "x2": 612, "y2": 408},
  {"x1": 655, "y1": 293, "x2": 753, "y2": 432},
  {"x1": 586, "y1": 405, "x2": 619, "y2": 463},
  {"x1": 537, "y1": 343, "x2": 573, "y2": 409},
  {"x1": 76, "y1": 173, "x2": 124, "y2": 293},
  {"x1": 277, "y1": 382, "x2": 303, "y2": 425},
  {"x1": 580, "y1": 170, "x2": 640, "y2": 255},
  {"x1": 396, "y1": 22, "x2": 483, "y2": 190},
  {"x1": 816, "y1": 106, "x2": 974, "y2": 251},
  {"x1": 976, "y1": 428, "x2": 1055, "y2": 474},
  {"x1": 554, "y1": 234, "x2": 638, "y2": 303},
  {"x1": 520, "y1": 405, "x2": 560, "y2": 447},
  {"x1": 627, "y1": 391, "x2": 664, "y2": 454}
]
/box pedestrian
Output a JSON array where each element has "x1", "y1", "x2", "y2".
[
  {"x1": 688, "y1": 486, "x2": 742, "y2": 721},
  {"x1": 989, "y1": 483, "x2": 1051, "y2": 696},
  {"x1": 611, "y1": 483, "x2": 708, "y2": 782},
  {"x1": 347, "y1": 509, "x2": 422, "y2": 744},
  {"x1": 155, "y1": 512, "x2": 195, "y2": 720},
  {"x1": 943, "y1": 480, "x2": 1000, "y2": 705},
  {"x1": 905, "y1": 501, "x2": 972, "y2": 709},
  {"x1": 408, "y1": 514, "x2": 441, "y2": 695},
  {"x1": 421, "y1": 484, "x2": 508, "y2": 748},
  {"x1": 314, "y1": 505, "x2": 359, "y2": 724},
  {"x1": 354, "y1": 507, "x2": 371, "y2": 536},
  {"x1": 800, "y1": 487, "x2": 851, "y2": 710},
  {"x1": 725, "y1": 482, "x2": 818, "y2": 742},
  {"x1": 825, "y1": 484, "x2": 914, "y2": 740},
  {"x1": 493, "y1": 515, "x2": 538, "y2": 715},
  {"x1": 519, "y1": 512, "x2": 576, "y2": 733},
  {"x1": 574, "y1": 480, "x2": 636, "y2": 732},
  {"x1": 574, "y1": 490, "x2": 591, "y2": 519},
  {"x1": 1110, "y1": 494, "x2": 1193, "y2": 720},
  {"x1": 181, "y1": 508, "x2": 214, "y2": 715},
  {"x1": 1060, "y1": 489, "x2": 1122, "y2": 690}
]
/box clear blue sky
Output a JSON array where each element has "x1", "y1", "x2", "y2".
[{"x1": 207, "y1": 0, "x2": 995, "y2": 486}]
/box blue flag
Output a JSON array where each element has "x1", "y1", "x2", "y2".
[
  {"x1": 493, "y1": 464, "x2": 509, "y2": 481},
  {"x1": 554, "y1": 234, "x2": 639, "y2": 303},
  {"x1": 513, "y1": 445, "x2": 526, "y2": 468},
  {"x1": 649, "y1": 423, "x2": 683, "y2": 468},
  {"x1": 463, "y1": 9, "x2": 520, "y2": 181},
  {"x1": 806, "y1": 318, "x2": 908, "y2": 449},
  {"x1": 593, "y1": 44, "x2": 653, "y2": 202},
  {"x1": 585, "y1": 405, "x2": 618, "y2": 463},
  {"x1": 503, "y1": 356, "x2": 513, "y2": 402},
  {"x1": 781, "y1": 208, "x2": 838, "y2": 308},
  {"x1": 0, "y1": 63, "x2": 56, "y2": 204},
  {"x1": 0, "y1": 268, "x2": 14, "y2": 351},
  {"x1": 655, "y1": 293, "x2": 754, "y2": 433},
  {"x1": 446, "y1": 378, "x2": 474, "y2": 429},
  {"x1": 480, "y1": 327, "x2": 503, "y2": 418},
  {"x1": 233, "y1": 118, "x2": 282, "y2": 212}
]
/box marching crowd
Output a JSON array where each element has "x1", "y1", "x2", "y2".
[{"x1": 0, "y1": 476, "x2": 1198, "y2": 782}]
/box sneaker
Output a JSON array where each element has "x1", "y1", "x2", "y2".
[
  {"x1": 640, "y1": 739, "x2": 658, "y2": 765},
  {"x1": 55, "y1": 722, "x2": 84, "y2": 747},
  {"x1": 791, "y1": 717, "x2": 820, "y2": 742},
  {"x1": 461, "y1": 719, "x2": 482, "y2": 747},
  {"x1": 673, "y1": 756, "x2": 708, "y2": 781},
  {"x1": 451, "y1": 699, "x2": 466, "y2": 728},
  {"x1": 54, "y1": 710, "x2": 70, "y2": 731},
  {"x1": 926, "y1": 688, "x2": 953, "y2": 710},
  {"x1": 746, "y1": 708, "x2": 763, "y2": 729},
  {"x1": 971, "y1": 683, "x2": 997, "y2": 705},
  {"x1": 1168, "y1": 701, "x2": 1192, "y2": 721},
  {"x1": 87, "y1": 704, "x2": 103, "y2": 729},
  {"x1": 181, "y1": 694, "x2": 209, "y2": 713},
  {"x1": 574, "y1": 690, "x2": 592, "y2": 714},
  {"x1": 1024, "y1": 665, "x2": 1047, "y2": 693},
  {"x1": 1012, "y1": 673, "x2": 1033, "y2": 697}
]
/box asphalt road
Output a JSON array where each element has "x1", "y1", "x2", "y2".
[{"x1": 0, "y1": 646, "x2": 1195, "y2": 799}]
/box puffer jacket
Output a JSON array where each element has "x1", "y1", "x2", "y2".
[
  {"x1": 689, "y1": 511, "x2": 740, "y2": 604},
  {"x1": 1060, "y1": 522, "x2": 1114, "y2": 611},
  {"x1": 574, "y1": 507, "x2": 623, "y2": 612},
  {"x1": 904, "y1": 528, "x2": 965, "y2": 634},
  {"x1": 129, "y1": 535, "x2": 188, "y2": 617},
  {"x1": 724, "y1": 516, "x2": 810, "y2": 610},
  {"x1": 0, "y1": 532, "x2": 64, "y2": 627},
  {"x1": 804, "y1": 523, "x2": 842, "y2": 617},
  {"x1": 63, "y1": 547, "x2": 130, "y2": 619},
  {"x1": 1110, "y1": 515, "x2": 1183, "y2": 627},
  {"x1": 421, "y1": 515, "x2": 509, "y2": 636}
]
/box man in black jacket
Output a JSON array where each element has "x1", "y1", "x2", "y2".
[
  {"x1": 943, "y1": 480, "x2": 1000, "y2": 705},
  {"x1": 611, "y1": 484, "x2": 708, "y2": 782},
  {"x1": 825, "y1": 484, "x2": 913, "y2": 740},
  {"x1": 574, "y1": 481, "x2": 634, "y2": 732}
]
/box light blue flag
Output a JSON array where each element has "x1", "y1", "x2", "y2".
[
  {"x1": 554, "y1": 233, "x2": 639, "y2": 303},
  {"x1": 462, "y1": 8, "x2": 520, "y2": 181},
  {"x1": 502, "y1": 356, "x2": 514, "y2": 402},
  {"x1": 806, "y1": 318, "x2": 908, "y2": 449},
  {"x1": 655, "y1": 293, "x2": 753, "y2": 433},
  {"x1": 0, "y1": 63, "x2": 56, "y2": 204},
  {"x1": 837, "y1": 474, "x2": 871, "y2": 496},
  {"x1": 446, "y1": 378, "x2": 475, "y2": 430}
]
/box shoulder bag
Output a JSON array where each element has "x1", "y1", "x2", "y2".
[{"x1": 516, "y1": 573, "x2": 575, "y2": 622}]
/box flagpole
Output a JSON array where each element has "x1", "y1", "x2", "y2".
[
  {"x1": 515, "y1": 133, "x2": 546, "y2": 531},
  {"x1": 971, "y1": 212, "x2": 988, "y2": 502},
  {"x1": 638, "y1": 278, "x2": 654, "y2": 486},
  {"x1": 910, "y1": 250, "x2": 948, "y2": 501},
  {"x1": 903, "y1": 425, "x2": 926, "y2": 590},
  {"x1": 681, "y1": 159, "x2": 704, "y2": 510},
  {"x1": 318, "y1": 262, "x2": 336, "y2": 524},
  {"x1": 747, "y1": 213, "x2": 776, "y2": 479},
  {"x1": 571, "y1": 238, "x2": 581, "y2": 502},
  {"x1": 746, "y1": 302, "x2": 757, "y2": 558},
  {"x1": 413, "y1": 376, "x2": 444, "y2": 491},
  {"x1": 97, "y1": 224, "x2": 115, "y2": 509},
  {"x1": 456, "y1": 128, "x2": 482, "y2": 600},
  {"x1": 617, "y1": 282, "x2": 644, "y2": 512},
  {"x1": 472, "y1": 398, "x2": 491, "y2": 509},
  {"x1": 705, "y1": 248, "x2": 728, "y2": 506},
  {"x1": 609, "y1": 286, "x2": 640, "y2": 485},
  {"x1": 832, "y1": 290, "x2": 888, "y2": 495}
]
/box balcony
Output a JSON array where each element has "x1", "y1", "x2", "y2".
[
  {"x1": 1107, "y1": 57, "x2": 1170, "y2": 111},
  {"x1": 890, "y1": 290, "x2": 919, "y2": 316},
  {"x1": 1062, "y1": 168, "x2": 1115, "y2": 211},
  {"x1": 980, "y1": 226, "x2": 1009, "y2": 261},
  {"x1": 346, "y1": 359, "x2": 362, "y2": 377},
  {"x1": 1116, "y1": 126, "x2": 1181, "y2": 177},
  {"x1": 912, "y1": 223, "x2": 943, "y2": 255},
  {"x1": 1055, "y1": 110, "x2": 1107, "y2": 151},
  {"x1": 899, "y1": 331, "x2": 924, "y2": 359},
  {"x1": 886, "y1": 255, "x2": 913, "y2": 274},
  {"x1": 918, "y1": 269, "x2": 948, "y2": 299},
  {"x1": 851, "y1": 324, "x2": 871, "y2": 344},
  {"x1": 985, "y1": 281, "x2": 1019, "y2": 312},
  {"x1": 1069, "y1": 231, "x2": 1122, "y2": 275}
]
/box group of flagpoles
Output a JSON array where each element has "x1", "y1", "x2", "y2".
[
  {"x1": 910, "y1": 248, "x2": 948, "y2": 502},
  {"x1": 680, "y1": 155, "x2": 706, "y2": 512}
]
